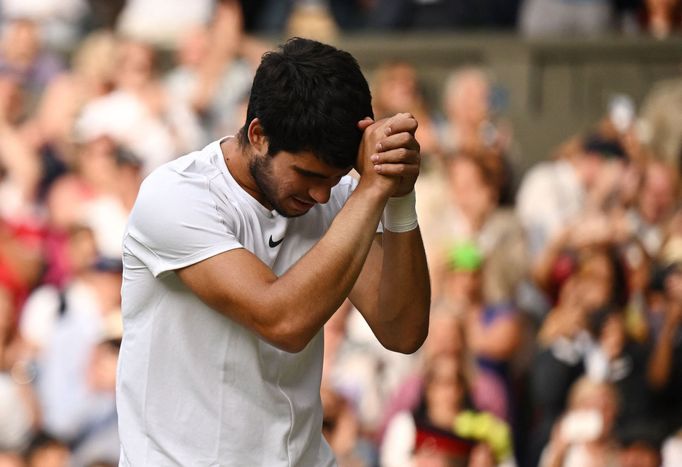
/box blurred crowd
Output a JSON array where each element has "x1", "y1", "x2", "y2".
[{"x1": 0, "y1": 1, "x2": 682, "y2": 467}]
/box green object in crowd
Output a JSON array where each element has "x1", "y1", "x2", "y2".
[{"x1": 447, "y1": 241, "x2": 483, "y2": 271}]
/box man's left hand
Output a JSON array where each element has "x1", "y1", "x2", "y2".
[{"x1": 359, "y1": 113, "x2": 421, "y2": 198}]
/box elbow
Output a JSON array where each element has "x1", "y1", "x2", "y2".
[
  {"x1": 259, "y1": 321, "x2": 313, "y2": 354},
  {"x1": 383, "y1": 325, "x2": 429, "y2": 355}
]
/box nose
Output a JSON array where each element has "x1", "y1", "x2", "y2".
[{"x1": 309, "y1": 185, "x2": 331, "y2": 204}]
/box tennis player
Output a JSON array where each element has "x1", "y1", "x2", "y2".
[{"x1": 116, "y1": 37, "x2": 430, "y2": 466}]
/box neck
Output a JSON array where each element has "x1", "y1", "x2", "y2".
[{"x1": 221, "y1": 137, "x2": 271, "y2": 208}]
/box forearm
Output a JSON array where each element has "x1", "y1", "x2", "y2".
[
  {"x1": 374, "y1": 227, "x2": 430, "y2": 353},
  {"x1": 257, "y1": 184, "x2": 388, "y2": 351}
]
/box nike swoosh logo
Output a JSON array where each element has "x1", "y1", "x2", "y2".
[{"x1": 268, "y1": 235, "x2": 284, "y2": 248}]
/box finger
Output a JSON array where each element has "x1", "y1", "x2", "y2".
[
  {"x1": 384, "y1": 113, "x2": 418, "y2": 136},
  {"x1": 371, "y1": 148, "x2": 420, "y2": 165},
  {"x1": 373, "y1": 163, "x2": 420, "y2": 177},
  {"x1": 357, "y1": 116, "x2": 375, "y2": 130},
  {"x1": 376, "y1": 132, "x2": 421, "y2": 153}
]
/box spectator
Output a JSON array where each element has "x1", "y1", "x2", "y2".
[
  {"x1": 421, "y1": 154, "x2": 527, "y2": 305},
  {"x1": 24, "y1": 246, "x2": 121, "y2": 446},
  {"x1": 321, "y1": 381, "x2": 376, "y2": 467},
  {"x1": 74, "y1": 38, "x2": 176, "y2": 175},
  {"x1": 42, "y1": 135, "x2": 134, "y2": 279},
  {"x1": 639, "y1": 75, "x2": 682, "y2": 170},
  {"x1": 0, "y1": 0, "x2": 87, "y2": 50},
  {"x1": 375, "y1": 306, "x2": 469, "y2": 444},
  {"x1": 441, "y1": 242, "x2": 524, "y2": 423},
  {"x1": 0, "y1": 74, "x2": 43, "y2": 223},
  {"x1": 32, "y1": 30, "x2": 118, "y2": 170},
  {"x1": 163, "y1": 1, "x2": 255, "y2": 150},
  {"x1": 0, "y1": 18, "x2": 63, "y2": 111},
  {"x1": 438, "y1": 67, "x2": 517, "y2": 204},
  {"x1": 646, "y1": 261, "x2": 682, "y2": 437},
  {"x1": 371, "y1": 60, "x2": 442, "y2": 160},
  {"x1": 626, "y1": 160, "x2": 678, "y2": 258},
  {"x1": 539, "y1": 377, "x2": 620, "y2": 467},
  {"x1": 381, "y1": 353, "x2": 515, "y2": 467}
]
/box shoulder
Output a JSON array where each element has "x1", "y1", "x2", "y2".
[
  {"x1": 134, "y1": 147, "x2": 223, "y2": 212},
  {"x1": 127, "y1": 145, "x2": 236, "y2": 243}
]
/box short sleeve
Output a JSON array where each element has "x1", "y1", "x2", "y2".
[{"x1": 124, "y1": 165, "x2": 242, "y2": 277}]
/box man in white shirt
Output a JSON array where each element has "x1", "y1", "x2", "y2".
[{"x1": 116, "y1": 37, "x2": 431, "y2": 465}]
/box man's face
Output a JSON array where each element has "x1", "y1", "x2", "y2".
[{"x1": 249, "y1": 150, "x2": 350, "y2": 218}]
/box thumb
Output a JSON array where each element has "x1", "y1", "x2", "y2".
[{"x1": 357, "y1": 117, "x2": 374, "y2": 131}]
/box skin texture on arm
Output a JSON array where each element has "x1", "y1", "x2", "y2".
[
  {"x1": 177, "y1": 114, "x2": 429, "y2": 353},
  {"x1": 349, "y1": 229, "x2": 430, "y2": 354},
  {"x1": 348, "y1": 114, "x2": 431, "y2": 353}
]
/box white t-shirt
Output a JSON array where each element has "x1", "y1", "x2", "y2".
[{"x1": 117, "y1": 138, "x2": 360, "y2": 466}]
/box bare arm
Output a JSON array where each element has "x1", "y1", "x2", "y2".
[
  {"x1": 349, "y1": 229, "x2": 430, "y2": 354},
  {"x1": 348, "y1": 114, "x2": 430, "y2": 353},
  {"x1": 177, "y1": 116, "x2": 419, "y2": 353}
]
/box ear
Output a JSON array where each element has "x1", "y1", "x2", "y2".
[{"x1": 247, "y1": 118, "x2": 269, "y2": 155}]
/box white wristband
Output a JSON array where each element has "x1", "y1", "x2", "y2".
[{"x1": 382, "y1": 190, "x2": 418, "y2": 233}]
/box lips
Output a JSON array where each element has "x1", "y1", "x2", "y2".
[{"x1": 292, "y1": 197, "x2": 315, "y2": 209}]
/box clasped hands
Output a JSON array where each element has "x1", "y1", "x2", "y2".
[{"x1": 356, "y1": 113, "x2": 421, "y2": 198}]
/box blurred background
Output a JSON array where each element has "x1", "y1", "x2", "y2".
[{"x1": 1, "y1": 0, "x2": 682, "y2": 466}]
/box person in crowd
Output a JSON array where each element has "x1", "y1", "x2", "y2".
[
  {"x1": 625, "y1": 160, "x2": 678, "y2": 258},
  {"x1": 0, "y1": 73, "x2": 44, "y2": 224},
  {"x1": 321, "y1": 381, "x2": 376, "y2": 467},
  {"x1": 26, "y1": 246, "x2": 121, "y2": 448},
  {"x1": 421, "y1": 153, "x2": 527, "y2": 305},
  {"x1": 539, "y1": 377, "x2": 621, "y2": 467},
  {"x1": 640, "y1": 73, "x2": 682, "y2": 171},
  {"x1": 31, "y1": 30, "x2": 118, "y2": 171},
  {"x1": 0, "y1": 18, "x2": 63, "y2": 109},
  {"x1": 74, "y1": 38, "x2": 176, "y2": 175},
  {"x1": 163, "y1": 3, "x2": 256, "y2": 151},
  {"x1": 381, "y1": 353, "x2": 515, "y2": 467},
  {"x1": 438, "y1": 67, "x2": 518, "y2": 205},
  {"x1": 516, "y1": 133, "x2": 626, "y2": 265},
  {"x1": 371, "y1": 60, "x2": 442, "y2": 160},
  {"x1": 441, "y1": 242, "x2": 524, "y2": 423},
  {"x1": 375, "y1": 305, "x2": 470, "y2": 444},
  {"x1": 0, "y1": 0, "x2": 87, "y2": 50},
  {"x1": 41, "y1": 135, "x2": 137, "y2": 287},
  {"x1": 646, "y1": 260, "x2": 682, "y2": 438},
  {"x1": 529, "y1": 250, "x2": 621, "y2": 466}
]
